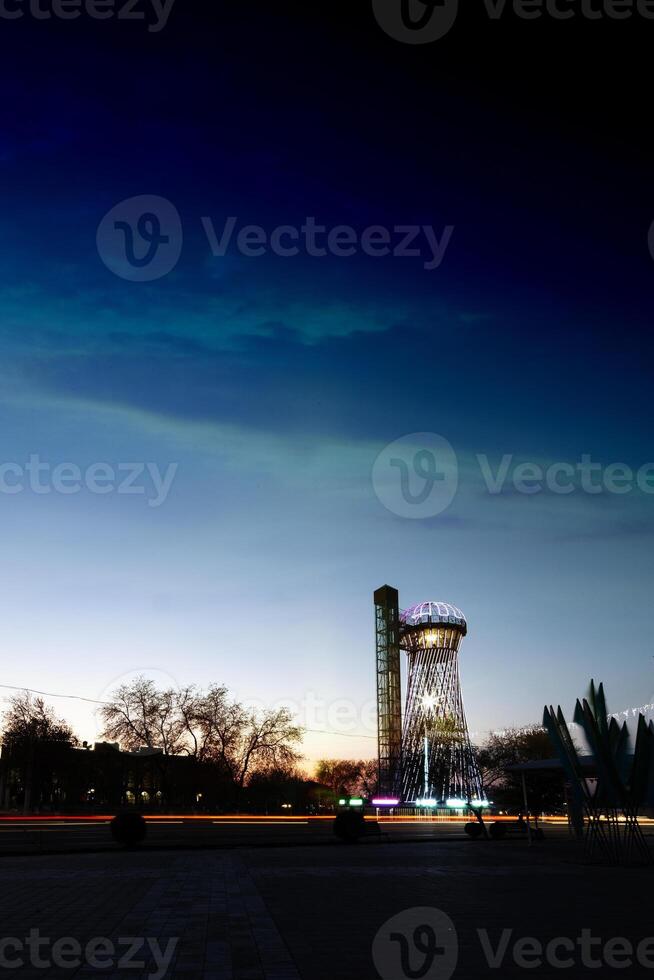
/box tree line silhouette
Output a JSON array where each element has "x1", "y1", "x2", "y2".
[
  {"x1": 0, "y1": 681, "x2": 561, "y2": 815},
  {"x1": 0, "y1": 679, "x2": 308, "y2": 812}
]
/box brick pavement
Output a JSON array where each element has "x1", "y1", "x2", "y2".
[
  {"x1": 0, "y1": 851, "x2": 300, "y2": 980},
  {"x1": 244, "y1": 839, "x2": 653, "y2": 979},
  {"x1": 0, "y1": 840, "x2": 651, "y2": 979}
]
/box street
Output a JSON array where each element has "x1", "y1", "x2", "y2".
[{"x1": 0, "y1": 814, "x2": 576, "y2": 855}]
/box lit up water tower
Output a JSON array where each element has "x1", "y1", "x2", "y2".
[{"x1": 375, "y1": 586, "x2": 484, "y2": 806}]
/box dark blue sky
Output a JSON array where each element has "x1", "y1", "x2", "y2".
[{"x1": 0, "y1": 2, "x2": 653, "y2": 759}]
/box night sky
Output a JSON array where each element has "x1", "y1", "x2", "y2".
[{"x1": 1, "y1": 2, "x2": 653, "y2": 762}]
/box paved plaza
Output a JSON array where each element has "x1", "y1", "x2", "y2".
[{"x1": 0, "y1": 837, "x2": 651, "y2": 979}]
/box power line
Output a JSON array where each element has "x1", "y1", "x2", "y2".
[
  {"x1": 0, "y1": 684, "x2": 375, "y2": 738},
  {"x1": 0, "y1": 684, "x2": 108, "y2": 705},
  {"x1": 305, "y1": 729, "x2": 375, "y2": 740},
  {"x1": 6, "y1": 682, "x2": 649, "y2": 741}
]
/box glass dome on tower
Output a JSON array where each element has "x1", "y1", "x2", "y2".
[{"x1": 400, "y1": 601, "x2": 467, "y2": 633}]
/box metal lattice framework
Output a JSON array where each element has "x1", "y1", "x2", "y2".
[
  {"x1": 375, "y1": 588, "x2": 483, "y2": 804},
  {"x1": 400, "y1": 625, "x2": 483, "y2": 803},
  {"x1": 374, "y1": 586, "x2": 402, "y2": 797}
]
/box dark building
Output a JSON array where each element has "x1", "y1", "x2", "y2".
[{"x1": 0, "y1": 741, "x2": 232, "y2": 813}]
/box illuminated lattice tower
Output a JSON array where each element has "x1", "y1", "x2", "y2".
[
  {"x1": 399, "y1": 601, "x2": 483, "y2": 804},
  {"x1": 375, "y1": 587, "x2": 484, "y2": 805}
]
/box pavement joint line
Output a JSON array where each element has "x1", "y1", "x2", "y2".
[{"x1": 227, "y1": 853, "x2": 303, "y2": 980}]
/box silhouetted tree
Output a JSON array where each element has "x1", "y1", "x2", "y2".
[
  {"x1": 100, "y1": 678, "x2": 303, "y2": 801},
  {"x1": 99, "y1": 677, "x2": 186, "y2": 755},
  {"x1": 2, "y1": 692, "x2": 77, "y2": 746},
  {"x1": 357, "y1": 759, "x2": 379, "y2": 798},
  {"x1": 231, "y1": 708, "x2": 303, "y2": 789},
  {"x1": 315, "y1": 758, "x2": 378, "y2": 799},
  {"x1": 177, "y1": 691, "x2": 303, "y2": 790},
  {"x1": 476, "y1": 725, "x2": 564, "y2": 815},
  {"x1": 183, "y1": 685, "x2": 247, "y2": 768},
  {"x1": 0, "y1": 692, "x2": 78, "y2": 812}
]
